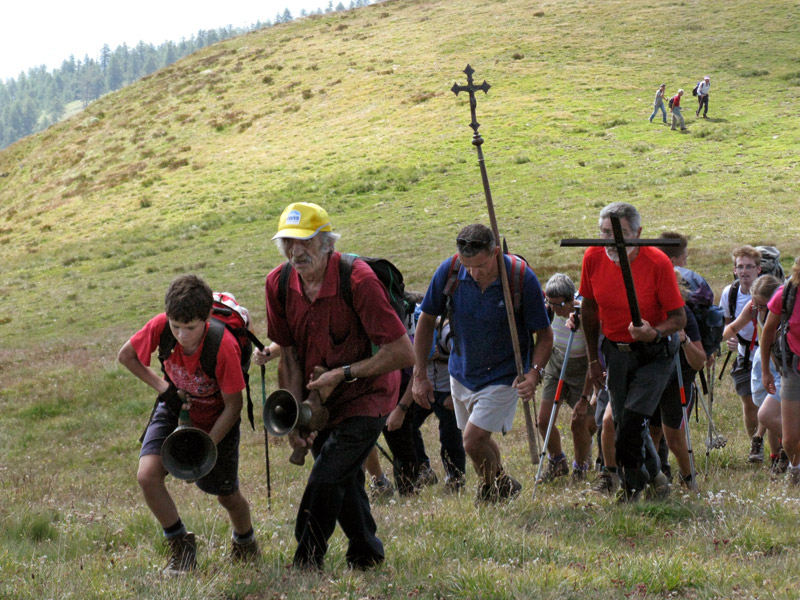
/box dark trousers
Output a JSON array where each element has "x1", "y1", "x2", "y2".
[
  {"x1": 293, "y1": 415, "x2": 386, "y2": 569},
  {"x1": 382, "y1": 407, "x2": 419, "y2": 494},
  {"x1": 410, "y1": 390, "x2": 466, "y2": 481},
  {"x1": 697, "y1": 95, "x2": 709, "y2": 116},
  {"x1": 603, "y1": 339, "x2": 676, "y2": 489}
]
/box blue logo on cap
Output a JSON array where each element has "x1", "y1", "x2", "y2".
[{"x1": 286, "y1": 210, "x2": 302, "y2": 225}]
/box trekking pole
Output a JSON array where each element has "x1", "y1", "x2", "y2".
[
  {"x1": 261, "y1": 362, "x2": 272, "y2": 510},
  {"x1": 452, "y1": 65, "x2": 539, "y2": 465},
  {"x1": 248, "y1": 333, "x2": 272, "y2": 511},
  {"x1": 532, "y1": 311, "x2": 579, "y2": 500},
  {"x1": 375, "y1": 441, "x2": 400, "y2": 472},
  {"x1": 705, "y1": 364, "x2": 712, "y2": 473},
  {"x1": 674, "y1": 350, "x2": 696, "y2": 486},
  {"x1": 718, "y1": 351, "x2": 732, "y2": 380}
]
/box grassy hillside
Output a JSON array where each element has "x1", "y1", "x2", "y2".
[{"x1": 1, "y1": 0, "x2": 800, "y2": 597}]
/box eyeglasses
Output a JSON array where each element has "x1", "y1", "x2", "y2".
[
  {"x1": 456, "y1": 237, "x2": 490, "y2": 253},
  {"x1": 599, "y1": 228, "x2": 635, "y2": 239},
  {"x1": 735, "y1": 264, "x2": 757, "y2": 271},
  {"x1": 546, "y1": 299, "x2": 567, "y2": 308}
]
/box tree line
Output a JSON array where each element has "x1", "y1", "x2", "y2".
[{"x1": 0, "y1": 1, "x2": 371, "y2": 150}]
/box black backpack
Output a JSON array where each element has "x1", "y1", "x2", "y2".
[
  {"x1": 692, "y1": 82, "x2": 701, "y2": 97},
  {"x1": 668, "y1": 96, "x2": 675, "y2": 109},
  {"x1": 678, "y1": 268, "x2": 724, "y2": 357},
  {"x1": 157, "y1": 293, "x2": 264, "y2": 430},
  {"x1": 278, "y1": 252, "x2": 408, "y2": 327},
  {"x1": 776, "y1": 281, "x2": 798, "y2": 375}
]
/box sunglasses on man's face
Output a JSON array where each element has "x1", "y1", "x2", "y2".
[{"x1": 456, "y1": 238, "x2": 490, "y2": 252}]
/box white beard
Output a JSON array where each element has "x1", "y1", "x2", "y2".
[{"x1": 605, "y1": 246, "x2": 636, "y2": 263}]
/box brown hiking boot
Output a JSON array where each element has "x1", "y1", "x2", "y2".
[
  {"x1": 495, "y1": 471, "x2": 522, "y2": 501},
  {"x1": 163, "y1": 532, "x2": 196, "y2": 576},
  {"x1": 645, "y1": 471, "x2": 671, "y2": 500},
  {"x1": 475, "y1": 470, "x2": 522, "y2": 505},
  {"x1": 586, "y1": 469, "x2": 620, "y2": 497},
  {"x1": 231, "y1": 537, "x2": 260, "y2": 563},
  {"x1": 417, "y1": 463, "x2": 439, "y2": 487},
  {"x1": 537, "y1": 455, "x2": 569, "y2": 483}
]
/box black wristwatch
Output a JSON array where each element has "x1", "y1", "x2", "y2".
[
  {"x1": 652, "y1": 329, "x2": 662, "y2": 344},
  {"x1": 343, "y1": 364, "x2": 357, "y2": 383}
]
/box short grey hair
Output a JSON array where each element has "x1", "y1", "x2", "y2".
[
  {"x1": 545, "y1": 273, "x2": 576, "y2": 300},
  {"x1": 274, "y1": 230, "x2": 341, "y2": 259},
  {"x1": 599, "y1": 202, "x2": 641, "y2": 233}
]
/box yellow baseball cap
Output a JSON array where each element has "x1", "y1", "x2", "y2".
[{"x1": 272, "y1": 202, "x2": 333, "y2": 240}]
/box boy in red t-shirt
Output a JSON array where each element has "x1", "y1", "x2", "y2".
[{"x1": 118, "y1": 275, "x2": 258, "y2": 576}]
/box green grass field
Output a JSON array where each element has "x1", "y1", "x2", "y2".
[{"x1": 1, "y1": 0, "x2": 799, "y2": 597}]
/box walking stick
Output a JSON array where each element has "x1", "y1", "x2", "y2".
[
  {"x1": 452, "y1": 65, "x2": 539, "y2": 464},
  {"x1": 674, "y1": 351, "x2": 696, "y2": 486},
  {"x1": 533, "y1": 311, "x2": 579, "y2": 499},
  {"x1": 261, "y1": 362, "x2": 271, "y2": 510}
]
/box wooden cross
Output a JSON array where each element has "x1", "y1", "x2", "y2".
[{"x1": 560, "y1": 215, "x2": 679, "y2": 327}]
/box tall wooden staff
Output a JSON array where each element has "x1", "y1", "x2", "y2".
[{"x1": 451, "y1": 65, "x2": 540, "y2": 465}]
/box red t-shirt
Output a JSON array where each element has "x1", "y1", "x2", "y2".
[
  {"x1": 579, "y1": 246, "x2": 685, "y2": 342},
  {"x1": 672, "y1": 95, "x2": 681, "y2": 108},
  {"x1": 266, "y1": 252, "x2": 407, "y2": 425},
  {"x1": 129, "y1": 313, "x2": 245, "y2": 431}
]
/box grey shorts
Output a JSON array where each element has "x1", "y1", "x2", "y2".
[
  {"x1": 781, "y1": 362, "x2": 800, "y2": 402},
  {"x1": 730, "y1": 354, "x2": 753, "y2": 397},
  {"x1": 543, "y1": 348, "x2": 588, "y2": 409},
  {"x1": 141, "y1": 402, "x2": 240, "y2": 496}
]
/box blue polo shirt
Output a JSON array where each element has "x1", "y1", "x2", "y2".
[{"x1": 419, "y1": 254, "x2": 550, "y2": 391}]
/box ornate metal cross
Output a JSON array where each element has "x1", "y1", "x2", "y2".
[{"x1": 451, "y1": 64, "x2": 491, "y2": 146}]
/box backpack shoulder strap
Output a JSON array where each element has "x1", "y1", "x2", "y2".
[
  {"x1": 278, "y1": 260, "x2": 294, "y2": 311},
  {"x1": 199, "y1": 318, "x2": 225, "y2": 381},
  {"x1": 443, "y1": 254, "x2": 461, "y2": 298},
  {"x1": 729, "y1": 280, "x2": 740, "y2": 319},
  {"x1": 338, "y1": 252, "x2": 357, "y2": 313},
  {"x1": 508, "y1": 255, "x2": 526, "y2": 313},
  {"x1": 782, "y1": 282, "x2": 797, "y2": 328},
  {"x1": 157, "y1": 321, "x2": 177, "y2": 379}
]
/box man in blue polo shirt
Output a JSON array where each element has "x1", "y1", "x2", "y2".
[{"x1": 412, "y1": 224, "x2": 552, "y2": 504}]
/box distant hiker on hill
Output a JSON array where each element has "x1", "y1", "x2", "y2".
[
  {"x1": 649, "y1": 83, "x2": 668, "y2": 124},
  {"x1": 669, "y1": 89, "x2": 687, "y2": 131},
  {"x1": 719, "y1": 245, "x2": 763, "y2": 463},
  {"x1": 260, "y1": 201, "x2": 414, "y2": 571},
  {"x1": 412, "y1": 224, "x2": 552, "y2": 505},
  {"x1": 118, "y1": 275, "x2": 260, "y2": 576},
  {"x1": 580, "y1": 202, "x2": 685, "y2": 502},
  {"x1": 696, "y1": 75, "x2": 710, "y2": 118}
]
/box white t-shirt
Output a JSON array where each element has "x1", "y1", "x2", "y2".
[{"x1": 720, "y1": 283, "x2": 755, "y2": 355}]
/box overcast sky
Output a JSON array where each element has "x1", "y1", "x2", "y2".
[{"x1": 1, "y1": 1, "x2": 327, "y2": 82}]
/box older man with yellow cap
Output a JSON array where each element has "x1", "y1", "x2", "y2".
[{"x1": 254, "y1": 202, "x2": 414, "y2": 571}]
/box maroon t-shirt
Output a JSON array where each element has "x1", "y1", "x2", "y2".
[
  {"x1": 266, "y1": 252, "x2": 406, "y2": 425},
  {"x1": 129, "y1": 313, "x2": 245, "y2": 431}
]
